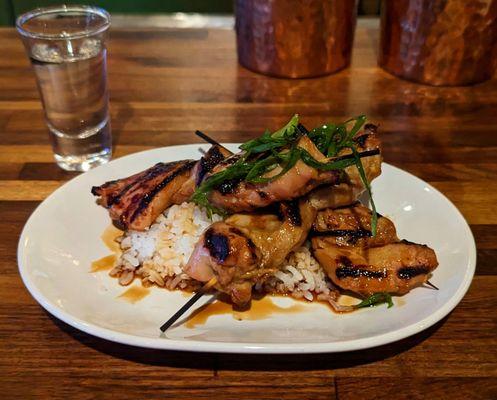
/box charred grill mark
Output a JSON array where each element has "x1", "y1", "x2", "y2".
[
  {"x1": 364, "y1": 123, "x2": 378, "y2": 133},
  {"x1": 91, "y1": 179, "x2": 123, "y2": 197},
  {"x1": 246, "y1": 237, "x2": 258, "y2": 262},
  {"x1": 128, "y1": 160, "x2": 196, "y2": 224},
  {"x1": 117, "y1": 162, "x2": 180, "y2": 217},
  {"x1": 335, "y1": 256, "x2": 387, "y2": 279},
  {"x1": 108, "y1": 162, "x2": 180, "y2": 209},
  {"x1": 93, "y1": 178, "x2": 118, "y2": 191},
  {"x1": 313, "y1": 229, "x2": 372, "y2": 239},
  {"x1": 229, "y1": 227, "x2": 243, "y2": 235},
  {"x1": 354, "y1": 134, "x2": 371, "y2": 148},
  {"x1": 216, "y1": 178, "x2": 242, "y2": 194},
  {"x1": 286, "y1": 200, "x2": 302, "y2": 226},
  {"x1": 397, "y1": 266, "x2": 430, "y2": 279},
  {"x1": 277, "y1": 200, "x2": 301, "y2": 226},
  {"x1": 107, "y1": 181, "x2": 139, "y2": 208},
  {"x1": 91, "y1": 186, "x2": 103, "y2": 196},
  {"x1": 336, "y1": 266, "x2": 387, "y2": 279},
  {"x1": 400, "y1": 239, "x2": 427, "y2": 247},
  {"x1": 257, "y1": 190, "x2": 268, "y2": 199},
  {"x1": 112, "y1": 219, "x2": 126, "y2": 231},
  {"x1": 196, "y1": 146, "x2": 226, "y2": 186},
  {"x1": 120, "y1": 192, "x2": 143, "y2": 226},
  {"x1": 205, "y1": 228, "x2": 230, "y2": 263}
]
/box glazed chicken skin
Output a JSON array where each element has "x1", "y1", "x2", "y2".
[
  {"x1": 184, "y1": 200, "x2": 316, "y2": 305},
  {"x1": 92, "y1": 160, "x2": 196, "y2": 231},
  {"x1": 312, "y1": 204, "x2": 438, "y2": 296},
  {"x1": 206, "y1": 124, "x2": 382, "y2": 214},
  {"x1": 91, "y1": 145, "x2": 231, "y2": 231},
  {"x1": 184, "y1": 222, "x2": 262, "y2": 305},
  {"x1": 206, "y1": 136, "x2": 342, "y2": 213},
  {"x1": 313, "y1": 202, "x2": 397, "y2": 247},
  {"x1": 194, "y1": 145, "x2": 233, "y2": 186}
]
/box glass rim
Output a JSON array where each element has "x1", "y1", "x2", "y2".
[{"x1": 16, "y1": 5, "x2": 111, "y2": 40}]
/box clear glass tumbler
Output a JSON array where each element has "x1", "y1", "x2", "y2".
[{"x1": 16, "y1": 5, "x2": 112, "y2": 171}]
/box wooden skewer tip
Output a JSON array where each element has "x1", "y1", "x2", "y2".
[
  {"x1": 159, "y1": 277, "x2": 217, "y2": 332},
  {"x1": 195, "y1": 130, "x2": 226, "y2": 148},
  {"x1": 425, "y1": 280, "x2": 439, "y2": 290}
]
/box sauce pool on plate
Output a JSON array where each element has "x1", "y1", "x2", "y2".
[
  {"x1": 101, "y1": 225, "x2": 122, "y2": 252},
  {"x1": 118, "y1": 285, "x2": 150, "y2": 304},
  {"x1": 90, "y1": 225, "x2": 123, "y2": 272},
  {"x1": 185, "y1": 297, "x2": 306, "y2": 328},
  {"x1": 91, "y1": 254, "x2": 116, "y2": 272}
]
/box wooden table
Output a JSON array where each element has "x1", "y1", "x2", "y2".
[{"x1": 1, "y1": 19, "x2": 496, "y2": 399}]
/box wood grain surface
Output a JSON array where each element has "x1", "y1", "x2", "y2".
[{"x1": 1, "y1": 18, "x2": 496, "y2": 399}]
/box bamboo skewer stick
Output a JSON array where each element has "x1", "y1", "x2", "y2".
[
  {"x1": 195, "y1": 130, "x2": 230, "y2": 152},
  {"x1": 160, "y1": 277, "x2": 218, "y2": 332},
  {"x1": 425, "y1": 281, "x2": 439, "y2": 290}
]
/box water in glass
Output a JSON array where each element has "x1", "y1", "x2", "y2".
[{"x1": 30, "y1": 37, "x2": 111, "y2": 171}]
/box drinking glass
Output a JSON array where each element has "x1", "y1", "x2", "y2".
[{"x1": 16, "y1": 5, "x2": 112, "y2": 171}]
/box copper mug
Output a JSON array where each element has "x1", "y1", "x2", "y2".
[
  {"x1": 379, "y1": 0, "x2": 497, "y2": 86},
  {"x1": 235, "y1": 0, "x2": 357, "y2": 78}
]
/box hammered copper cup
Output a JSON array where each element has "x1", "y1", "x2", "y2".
[
  {"x1": 379, "y1": 0, "x2": 497, "y2": 86},
  {"x1": 235, "y1": 0, "x2": 357, "y2": 78}
]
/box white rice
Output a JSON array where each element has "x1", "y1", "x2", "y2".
[
  {"x1": 112, "y1": 202, "x2": 338, "y2": 302},
  {"x1": 259, "y1": 245, "x2": 337, "y2": 302}
]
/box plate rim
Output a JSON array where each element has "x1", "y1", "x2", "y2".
[{"x1": 17, "y1": 144, "x2": 477, "y2": 354}]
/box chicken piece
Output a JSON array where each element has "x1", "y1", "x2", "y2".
[
  {"x1": 91, "y1": 168, "x2": 154, "y2": 209},
  {"x1": 207, "y1": 136, "x2": 341, "y2": 213},
  {"x1": 226, "y1": 199, "x2": 316, "y2": 270},
  {"x1": 195, "y1": 145, "x2": 233, "y2": 186},
  {"x1": 311, "y1": 205, "x2": 438, "y2": 295},
  {"x1": 308, "y1": 126, "x2": 382, "y2": 211},
  {"x1": 308, "y1": 184, "x2": 363, "y2": 210},
  {"x1": 342, "y1": 124, "x2": 382, "y2": 190},
  {"x1": 206, "y1": 124, "x2": 382, "y2": 213},
  {"x1": 92, "y1": 145, "x2": 231, "y2": 231},
  {"x1": 172, "y1": 145, "x2": 233, "y2": 203},
  {"x1": 183, "y1": 222, "x2": 262, "y2": 305},
  {"x1": 92, "y1": 160, "x2": 197, "y2": 231},
  {"x1": 313, "y1": 240, "x2": 438, "y2": 295},
  {"x1": 184, "y1": 200, "x2": 316, "y2": 305},
  {"x1": 313, "y1": 203, "x2": 397, "y2": 247}
]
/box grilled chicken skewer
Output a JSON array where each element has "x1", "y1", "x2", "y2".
[
  {"x1": 311, "y1": 204, "x2": 438, "y2": 296},
  {"x1": 184, "y1": 200, "x2": 316, "y2": 306},
  {"x1": 206, "y1": 136, "x2": 340, "y2": 213},
  {"x1": 206, "y1": 125, "x2": 382, "y2": 213}
]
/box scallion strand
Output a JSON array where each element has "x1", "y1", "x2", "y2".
[
  {"x1": 355, "y1": 292, "x2": 393, "y2": 309},
  {"x1": 351, "y1": 146, "x2": 378, "y2": 236}
]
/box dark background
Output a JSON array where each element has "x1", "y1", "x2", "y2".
[{"x1": 0, "y1": 0, "x2": 380, "y2": 25}]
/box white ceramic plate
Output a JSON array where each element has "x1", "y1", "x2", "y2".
[{"x1": 18, "y1": 144, "x2": 476, "y2": 354}]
